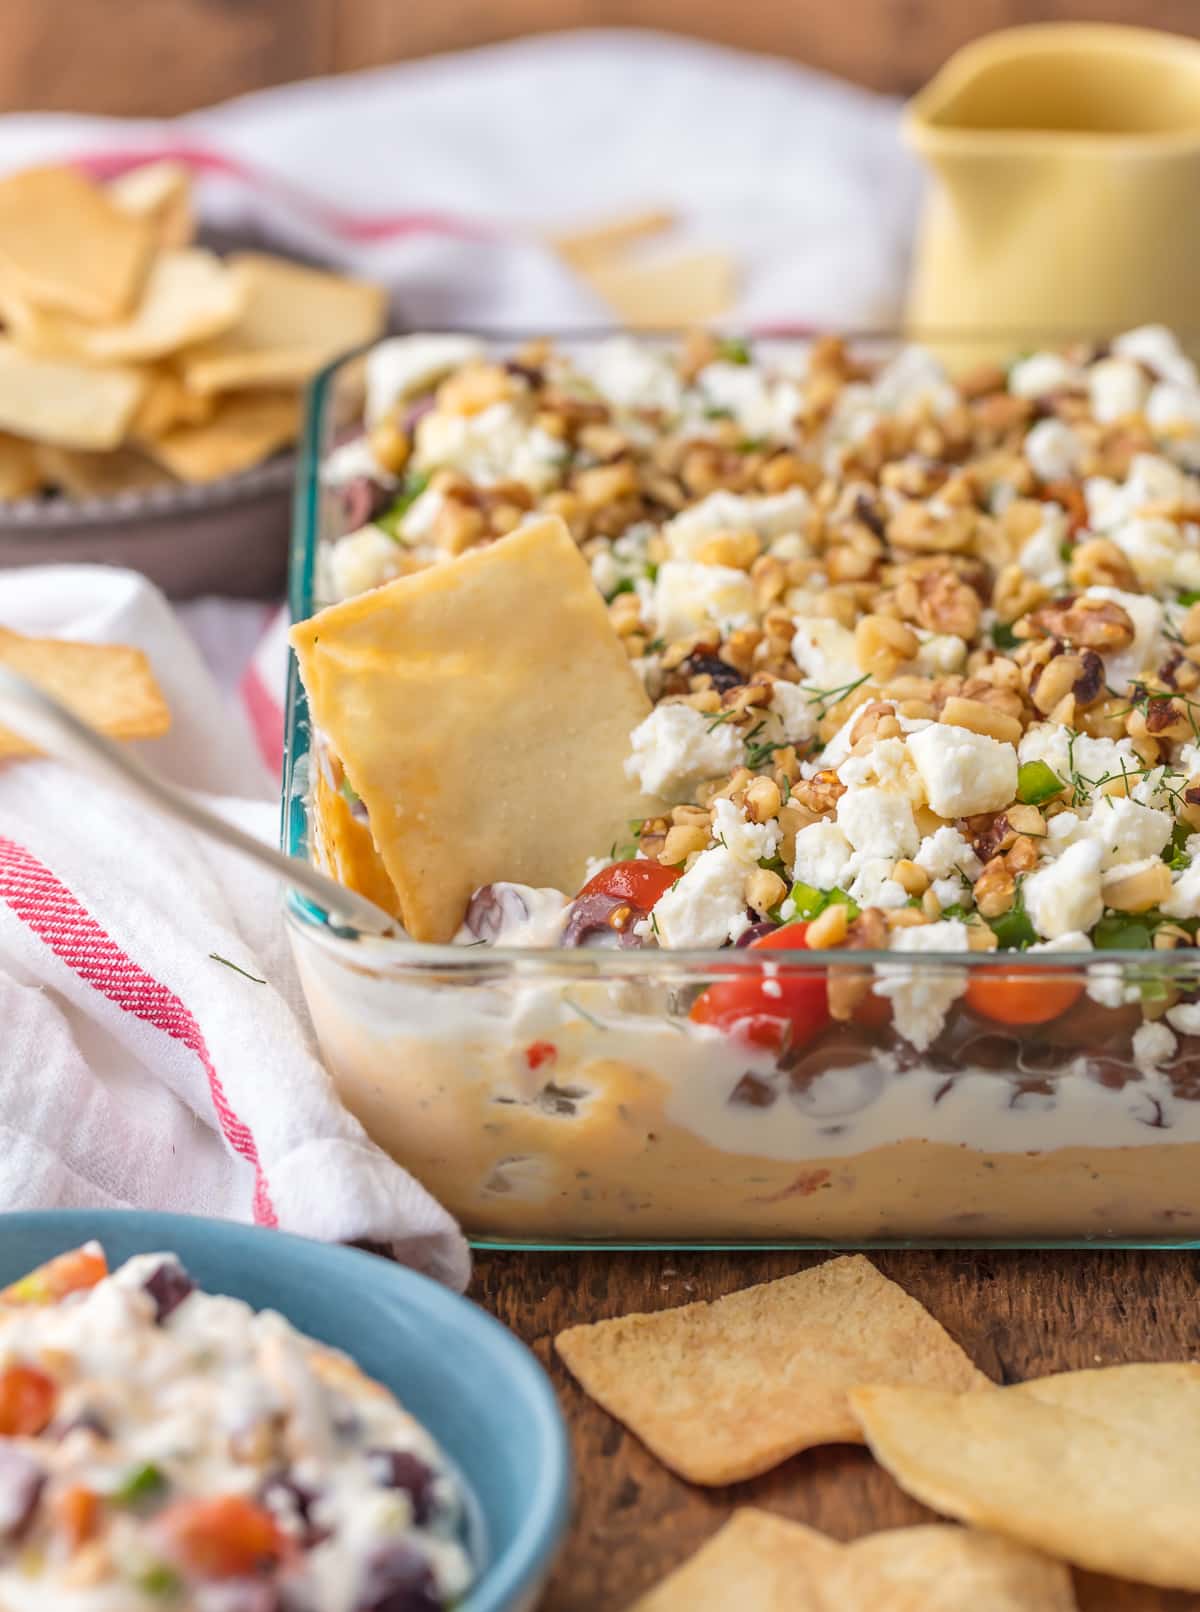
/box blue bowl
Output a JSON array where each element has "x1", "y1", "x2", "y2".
[{"x1": 0, "y1": 1210, "x2": 570, "y2": 1612}]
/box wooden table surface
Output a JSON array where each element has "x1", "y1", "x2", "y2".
[{"x1": 472, "y1": 1248, "x2": 1200, "y2": 1611}]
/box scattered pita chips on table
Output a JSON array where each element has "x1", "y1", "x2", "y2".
[
  {"x1": 628, "y1": 1512, "x2": 1074, "y2": 1612},
  {"x1": 554, "y1": 1255, "x2": 988, "y2": 1484},
  {"x1": 289, "y1": 515, "x2": 663, "y2": 942},
  {"x1": 180, "y1": 253, "x2": 387, "y2": 395},
  {"x1": 0, "y1": 341, "x2": 146, "y2": 450},
  {"x1": 108, "y1": 158, "x2": 195, "y2": 249},
  {"x1": 850, "y1": 1363, "x2": 1200, "y2": 1591},
  {"x1": 143, "y1": 390, "x2": 301, "y2": 482},
  {"x1": 0, "y1": 165, "x2": 154, "y2": 320},
  {"x1": 823, "y1": 1525, "x2": 1077, "y2": 1612},
  {"x1": 628, "y1": 1509, "x2": 836, "y2": 1612},
  {"x1": 0, "y1": 629, "x2": 170, "y2": 757}
]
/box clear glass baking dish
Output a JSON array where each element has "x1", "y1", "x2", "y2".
[{"x1": 282, "y1": 330, "x2": 1200, "y2": 1251}]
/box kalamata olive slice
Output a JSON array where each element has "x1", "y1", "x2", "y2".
[
  {"x1": 402, "y1": 396, "x2": 437, "y2": 435},
  {"x1": 258, "y1": 1470, "x2": 323, "y2": 1545},
  {"x1": 143, "y1": 1257, "x2": 195, "y2": 1324},
  {"x1": 341, "y1": 476, "x2": 393, "y2": 531},
  {"x1": 681, "y1": 652, "x2": 742, "y2": 693},
  {"x1": 464, "y1": 884, "x2": 530, "y2": 943},
  {"x1": 357, "y1": 1545, "x2": 441, "y2": 1612},
  {"x1": 561, "y1": 892, "x2": 643, "y2": 949},
  {"x1": 52, "y1": 1408, "x2": 110, "y2": 1441},
  {"x1": 735, "y1": 921, "x2": 779, "y2": 947},
  {"x1": 728, "y1": 1073, "x2": 776, "y2": 1109},
  {"x1": 0, "y1": 1447, "x2": 44, "y2": 1538},
  {"x1": 366, "y1": 1450, "x2": 435, "y2": 1524}
]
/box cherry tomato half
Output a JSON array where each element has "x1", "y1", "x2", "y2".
[
  {"x1": 690, "y1": 923, "x2": 831, "y2": 1052},
  {"x1": 157, "y1": 1496, "x2": 288, "y2": 1581},
  {"x1": 0, "y1": 1363, "x2": 58, "y2": 1436},
  {"x1": 964, "y1": 970, "x2": 1083, "y2": 1026},
  {"x1": 577, "y1": 859, "x2": 681, "y2": 912}
]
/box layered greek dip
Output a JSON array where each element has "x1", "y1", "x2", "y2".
[
  {"x1": 292, "y1": 327, "x2": 1200, "y2": 1242},
  {"x1": 0, "y1": 1244, "x2": 470, "y2": 1611}
]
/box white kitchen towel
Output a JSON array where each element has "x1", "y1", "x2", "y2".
[
  {"x1": 0, "y1": 29, "x2": 919, "y2": 331},
  {"x1": 0, "y1": 566, "x2": 470, "y2": 1290}
]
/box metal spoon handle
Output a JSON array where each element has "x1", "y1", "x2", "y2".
[{"x1": 0, "y1": 667, "x2": 397, "y2": 938}]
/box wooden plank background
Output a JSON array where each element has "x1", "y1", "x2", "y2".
[{"x1": 1, "y1": 0, "x2": 1196, "y2": 115}]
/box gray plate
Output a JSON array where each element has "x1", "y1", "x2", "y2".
[{"x1": 0, "y1": 451, "x2": 296, "y2": 599}]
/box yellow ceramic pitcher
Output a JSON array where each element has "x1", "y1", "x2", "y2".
[{"x1": 905, "y1": 24, "x2": 1200, "y2": 342}]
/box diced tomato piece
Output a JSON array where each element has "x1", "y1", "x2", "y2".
[
  {"x1": 2, "y1": 1245, "x2": 107, "y2": 1308},
  {"x1": 156, "y1": 1496, "x2": 288, "y2": 1580},
  {"x1": 690, "y1": 923, "x2": 831, "y2": 1052},
  {"x1": 577, "y1": 859, "x2": 681, "y2": 913},
  {"x1": 53, "y1": 1485, "x2": 99, "y2": 1551},
  {"x1": 964, "y1": 970, "x2": 1083, "y2": 1026},
  {"x1": 0, "y1": 1364, "x2": 58, "y2": 1436},
  {"x1": 525, "y1": 1040, "x2": 557, "y2": 1071}
]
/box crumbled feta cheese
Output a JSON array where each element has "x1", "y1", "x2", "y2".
[
  {"x1": 791, "y1": 822, "x2": 854, "y2": 889},
  {"x1": 712, "y1": 796, "x2": 781, "y2": 864},
  {"x1": 1147, "y1": 381, "x2": 1200, "y2": 433},
  {"x1": 1167, "y1": 1001, "x2": 1200, "y2": 1036},
  {"x1": 932, "y1": 876, "x2": 969, "y2": 910},
  {"x1": 1113, "y1": 325, "x2": 1198, "y2": 389},
  {"x1": 695, "y1": 363, "x2": 804, "y2": 439},
  {"x1": 414, "y1": 401, "x2": 566, "y2": 490},
  {"x1": 871, "y1": 347, "x2": 957, "y2": 418},
  {"x1": 590, "y1": 524, "x2": 654, "y2": 596},
  {"x1": 1087, "y1": 356, "x2": 1151, "y2": 425},
  {"x1": 767, "y1": 680, "x2": 818, "y2": 746},
  {"x1": 1023, "y1": 418, "x2": 1081, "y2": 483},
  {"x1": 1083, "y1": 585, "x2": 1165, "y2": 687},
  {"x1": 1023, "y1": 839, "x2": 1104, "y2": 939},
  {"x1": 578, "y1": 337, "x2": 683, "y2": 414},
  {"x1": 915, "y1": 826, "x2": 982, "y2": 882},
  {"x1": 906, "y1": 724, "x2": 1018, "y2": 818},
  {"x1": 651, "y1": 560, "x2": 756, "y2": 641},
  {"x1": 651, "y1": 847, "x2": 750, "y2": 947},
  {"x1": 790, "y1": 617, "x2": 860, "y2": 688},
  {"x1": 1085, "y1": 453, "x2": 1192, "y2": 530},
  {"x1": 321, "y1": 435, "x2": 397, "y2": 489},
  {"x1": 1087, "y1": 962, "x2": 1139, "y2": 1008},
  {"x1": 1029, "y1": 932, "x2": 1092, "y2": 951},
  {"x1": 663, "y1": 488, "x2": 810, "y2": 560},
  {"x1": 323, "y1": 526, "x2": 405, "y2": 600},
  {"x1": 873, "y1": 920, "x2": 971, "y2": 1051},
  {"x1": 397, "y1": 484, "x2": 445, "y2": 542},
  {"x1": 1085, "y1": 796, "x2": 1172, "y2": 867},
  {"x1": 1132, "y1": 1020, "x2": 1177, "y2": 1074},
  {"x1": 1111, "y1": 515, "x2": 1200, "y2": 593},
  {"x1": 836, "y1": 786, "x2": 918, "y2": 858},
  {"x1": 845, "y1": 855, "x2": 909, "y2": 910},
  {"x1": 365, "y1": 335, "x2": 487, "y2": 426},
  {"x1": 624, "y1": 703, "x2": 745, "y2": 804},
  {"x1": 911, "y1": 631, "x2": 968, "y2": 677},
  {"x1": 1018, "y1": 504, "x2": 1070, "y2": 587},
  {"x1": 1008, "y1": 352, "x2": 1083, "y2": 399},
  {"x1": 1162, "y1": 860, "x2": 1200, "y2": 920},
  {"x1": 838, "y1": 737, "x2": 923, "y2": 803},
  {"x1": 1018, "y1": 722, "x2": 1138, "y2": 792}
]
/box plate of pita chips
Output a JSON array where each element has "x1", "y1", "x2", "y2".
[
  {"x1": 555, "y1": 1254, "x2": 1200, "y2": 1607},
  {"x1": 0, "y1": 161, "x2": 387, "y2": 597}
]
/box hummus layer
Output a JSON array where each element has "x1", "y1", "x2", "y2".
[{"x1": 295, "y1": 947, "x2": 1200, "y2": 1244}]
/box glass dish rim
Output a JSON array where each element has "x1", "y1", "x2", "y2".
[{"x1": 282, "y1": 324, "x2": 1200, "y2": 974}]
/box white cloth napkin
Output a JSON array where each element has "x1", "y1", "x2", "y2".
[{"x1": 0, "y1": 567, "x2": 470, "y2": 1290}]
